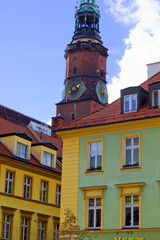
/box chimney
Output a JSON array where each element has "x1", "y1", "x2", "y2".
[
  {"x1": 147, "y1": 62, "x2": 160, "y2": 79},
  {"x1": 51, "y1": 116, "x2": 64, "y2": 131}
]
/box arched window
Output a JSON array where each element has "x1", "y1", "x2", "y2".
[
  {"x1": 72, "y1": 113, "x2": 75, "y2": 121},
  {"x1": 101, "y1": 70, "x2": 104, "y2": 78},
  {"x1": 74, "y1": 67, "x2": 77, "y2": 74}
]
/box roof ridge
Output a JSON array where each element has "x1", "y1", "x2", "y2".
[
  {"x1": 140, "y1": 71, "x2": 160, "y2": 88},
  {"x1": 57, "y1": 105, "x2": 105, "y2": 129},
  {"x1": 0, "y1": 104, "x2": 51, "y2": 128},
  {"x1": 57, "y1": 98, "x2": 121, "y2": 130},
  {"x1": 27, "y1": 125, "x2": 42, "y2": 143}
]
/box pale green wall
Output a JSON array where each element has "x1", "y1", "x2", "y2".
[{"x1": 77, "y1": 127, "x2": 160, "y2": 238}]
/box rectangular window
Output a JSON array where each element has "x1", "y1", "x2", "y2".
[
  {"x1": 88, "y1": 198, "x2": 101, "y2": 229},
  {"x1": 124, "y1": 195, "x2": 139, "y2": 228},
  {"x1": 24, "y1": 177, "x2": 31, "y2": 199},
  {"x1": 54, "y1": 224, "x2": 59, "y2": 240},
  {"x1": 3, "y1": 214, "x2": 11, "y2": 240},
  {"x1": 40, "y1": 181, "x2": 47, "y2": 202},
  {"x1": 39, "y1": 221, "x2": 46, "y2": 240},
  {"x1": 21, "y1": 218, "x2": 29, "y2": 240},
  {"x1": 152, "y1": 89, "x2": 160, "y2": 107},
  {"x1": 43, "y1": 152, "x2": 53, "y2": 167},
  {"x1": 123, "y1": 136, "x2": 139, "y2": 167},
  {"x1": 124, "y1": 94, "x2": 137, "y2": 113},
  {"x1": 56, "y1": 186, "x2": 61, "y2": 206},
  {"x1": 5, "y1": 172, "x2": 14, "y2": 194},
  {"x1": 87, "y1": 141, "x2": 102, "y2": 171},
  {"x1": 16, "y1": 142, "x2": 27, "y2": 159}
]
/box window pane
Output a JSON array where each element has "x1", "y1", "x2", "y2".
[
  {"x1": 43, "y1": 152, "x2": 47, "y2": 165},
  {"x1": 124, "y1": 96, "x2": 129, "y2": 112},
  {"x1": 126, "y1": 138, "x2": 131, "y2": 147},
  {"x1": 133, "y1": 137, "x2": 139, "y2": 146},
  {"x1": 133, "y1": 148, "x2": 139, "y2": 164},
  {"x1": 9, "y1": 173, "x2": 13, "y2": 180},
  {"x1": 126, "y1": 149, "x2": 131, "y2": 165},
  {"x1": 153, "y1": 90, "x2": 158, "y2": 106},
  {"x1": 90, "y1": 154, "x2": 95, "y2": 168},
  {"x1": 132, "y1": 95, "x2": 137, "y2": 110},
  {"x1": 88, "y1": 209, "x2": 94, "y2": 227},
  {"x1": 47, "y1": 155, "x2": 52, "y2": 167},
  {"x1": 125, "y1": 207, "x2": 131, "y2": 226},
  {"x1": 3, "y1": 215, "x2": 10, "y2": 240},
  {"x1": 90, "y1": 142, "x2": 96, "y2": 152},
  {"x1": 125, "y1": 196, "x2": 131, "y2": 205},
  {"x1": 17, "y1": 143, "x2": 21, "y2": 152},
  {"x1": 89, "y1": 199, "x2": 94, "y2": 207},
  {"x1": 97, "y1": 154, "x2": 102, "y2": 168},
  {"x1": 133, "y1": 195, "x2": 139, "y2": 204},
  {"x1": 96, "y1": 209, "x2": 101, "y2": 227},
  {"x1": 97, "y1": 141, "x2": 102, "y2": 151},
  {"x1": 96, "y1": 198, "x2": 101, "y2": 206},
  {"x1": 133, "y1": 207, "x2": 139, "y2": 226}
]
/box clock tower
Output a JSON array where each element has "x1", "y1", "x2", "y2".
[{"x1": 56, "y1": 0, "x2": 108, "y2": 124}]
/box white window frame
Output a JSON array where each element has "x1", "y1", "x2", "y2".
[
  {"x1": 124, "y1": 195, "x2": 139, "y2": 228},
  {"x1": 54, "y1": 223, "x2": 59, "y2": 240},
  {"x1": 87, "y1": 141, "x2": 102, "y2": 171},
  {"x1": 24, "y1": 177, "x2": 31, "y2": 199},
  {"x1": 43, "y1": 152, "x2": 53, "y2": 167},
  {"x1": 16, "y1": 142, "x2": 27, "y2": 159},
  {"x1": 87, "y1": 198, "x2": 101, "y2": 229},
  {"x1": 3, "y1": 214, "x2": 11, "y2": 240},
  {"x1": 123, "y1": 136, "x2": 139, "y2": 167},
  {"x1": 152, "y1": 89, "x2": 160, "y2": 108},
  {"x1": 22, "y1": 218, "x2": 29, "y2": 240},
  {"x1": 5, "y1": 172, "x2": 14, "y2": 194},
  {"x1": 40, "y1": 181, "x2": 47, "y2": 202},
  {"x1": 124, "y1": 94, "x2": 137, "y2": 113},
  {"x1": 39, "y1": 221, "x2": 46, "y2": 240},
  {"x1": 56, "y1": 186, "x2": 61, "y2": 206}
]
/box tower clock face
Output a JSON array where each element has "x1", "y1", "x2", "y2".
[
  {"x1": 96, "y1": 80, "x2": 108, "y2": 104},
  {"x1": 65, "y1": 79, "x2": 86, "y2": 101}
]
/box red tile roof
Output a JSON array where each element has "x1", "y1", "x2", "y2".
[
  {"x1": 35, "y1": 131, "x2": 62, "y2": 158},
  {"x1": 0, "y1": 110, "x2": 62, "y2": 173},
  {"x1": 0, "y1": 142, "x2": 13, "y2": 156},
  {"x1": 57, "y1": 71, "x2": 160, "y2": 131}
]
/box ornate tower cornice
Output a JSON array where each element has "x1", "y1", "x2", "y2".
[{"x1": 65, "y1": 41, "x2": 108, "y2": 59}]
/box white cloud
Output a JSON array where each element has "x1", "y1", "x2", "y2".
[
  {"x1": 47, "y1": 119, "x2": 52, "y2": 126},
  {"x1": 104, "y1": 0, "x2": 160, "y2": 103}
]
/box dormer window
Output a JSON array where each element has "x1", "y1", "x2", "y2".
[
  {"x1": 43, "y1": 152, "x2": 53, "y2": 167},
  {"x1": 121, "y1": 86, "x2": 148, "y2": 114},
  {"x1": 16, "y1": 142, "x2": 27, "y2": 159},
  {"x1": 152, "y1": 89, "x2": 160, "y2": 108},
  {"x1": 124, "y1": 94, "x2": 137, "y2": 113},
  {"x1": 148, "y1": 82, "x2": 160, "y2": 109}
]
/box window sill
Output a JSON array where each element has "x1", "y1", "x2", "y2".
[
  {"x1": 123, "y1": 109, "x2": 137, "y2": 114},
  {"x1": 121, "y1": 164, "x2": 141, "y2": 171},
  {"x1": 122, "y1": 227, "x2": 139, "y2": 229},
  {"x1": 86, "y1": 228, "x2": 101, "y2": 231},
  {"x1": 85, "y1": 170, "x2": 104, "y2": 175}
]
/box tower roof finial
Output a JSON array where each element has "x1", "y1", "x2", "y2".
[{"x1": 80, "y1": 0, "x2": 96, "y2": 5}]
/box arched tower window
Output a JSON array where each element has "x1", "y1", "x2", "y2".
[
  {"x1": 72, "y1": 113, "x2": 75, "y2": 121},
  {"x1": 101, "y1": 70, "x2": 104, "y2": 78},
  {"x1": 74, "y1": 67, "x2": 77, "y2": 74}
]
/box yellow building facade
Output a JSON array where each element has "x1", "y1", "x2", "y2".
[{"x1": 0, "y1": 108, "x2": 62, "y2": 240}]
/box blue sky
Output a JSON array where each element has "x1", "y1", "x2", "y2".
[{"x1": 0, "y1": 0, "x2": 160, "y2": 124}]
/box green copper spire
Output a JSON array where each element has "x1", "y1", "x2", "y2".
[
  {"x1": 73, "y1": 0, "x2": 101, "y2": 43},
  {"x1": 78, "y1": 0, "x2": 100, "y2": 16},
  {"x1": 80, "y1": 0, "x2": 96, "y2": 4}
]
